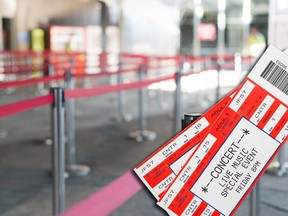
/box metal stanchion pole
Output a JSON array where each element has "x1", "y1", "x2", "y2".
[
  {"x1": 215, "y1": 64, "x2": 221, "y2": 103},
  {"x1": 250, "y1": 181, "x2": 261, "y2": 216},
  {"x1": 234, "y1": 53, "x2": 242, "y2": 74},
  {"x1": 83, "y1": 52, "x2": 90, "y2": 89},
  {"x1": 113, "y1": 55, "x2": 131, "y2": 122},
  {"x1": 51, "y1": 87, "x2": 66, "y2": 215},
  {"x1": 173, "y1": 69, "x2": 182, "y2": 135},
  {"x1": 181, "y1": 113, "x2": 202, "y2": 130},
  {"x1": 156, "y1": 59, "x2": 167, "y2": 109},
  {"x1": 43, "y1": 64, "x2": 56, "y2": 147},
  {"x1": 139, "y1": 65, "x2": 147, "y2": 137},
  {"x1": 36, "y1": 52, "x2": 47, "y2": 95},
  {"x1": 128, "y1": 65, "x2": 157, "y2": 142},
  {"x1": 277, "y1": 144, "x2": 287, "y2": 176},
  {"x1": 65, "y1": 71, "x2": 90, "y2": 176},
  {"x1": 49, "y1": 64, "x2": 55, "y2": 89}
]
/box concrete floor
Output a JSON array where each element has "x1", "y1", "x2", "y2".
[{"x1": 0, "y1": 83, "x2": 288, "y2": 216}]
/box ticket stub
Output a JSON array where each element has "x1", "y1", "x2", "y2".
[
  {"x1": 158, "y1": 45, "x2": 288, "y2": 216},
  {"x1": 134, "y1": 90, "x2": 236, "y2": 200}
]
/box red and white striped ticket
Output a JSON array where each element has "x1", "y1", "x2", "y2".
[
  {"x1": 134, "y1": 90, "x2": 236, "y2": 200},
  {"x1": 158, "y1": 45, "x2": 288, "y2": 216}
]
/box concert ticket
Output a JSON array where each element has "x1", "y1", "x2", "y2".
[
  {"x1": 158, "y1": 45, "x2": 288, "y2": 216},
  {"x1": 134, "y1": 90, "x2": 236, "y2": 200}
]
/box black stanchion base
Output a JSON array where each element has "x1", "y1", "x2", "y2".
[
  {"x1": 266, "y1": 161, "x2": 288, "y2": 177},
  {"x1": 67, "y1": 165, "x2": 91, "y2": 177},
  {"x1": 128, "y1": 130, "x2": 157, "y2": 142}
]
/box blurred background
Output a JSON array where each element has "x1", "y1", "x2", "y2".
[
  {"x1": 1, "y1": 0, "x2": 288, "y2": 216},
  {"x1": 0, "y1": 0, "x2": 276, "y2": 55}
]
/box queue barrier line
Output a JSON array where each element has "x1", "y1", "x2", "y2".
[
  {"x1": 0, "y1": 94, "x2": 54, "y2": 118},
  {"x1": 1, "y1": 62, "x2": 176, "y2": 75},
  {"x1": 53, "y1": 64, "x2": 137, "y2": 71},
  {"x1": 146, "y1": 63, "x2": 178, "y2": 70},
  {"x1": 59, "y1": 60, "x2": 234, "y2": 216},
  {"x1": 0, "y1": 75, "x2": 64, "y2": 89},
  {"x1": 0, "y1": 62, "x2": 169, "y2": 75},
  {"x1": 0, "y1": 67, "x2": 139, "y2": 89},
  {"x1": 0, "y1": 52, "x2": 239, "y2": 70},
  {"x1": 0, "y1": 55, "x2": 254, "y2": 215},
  {"x1": 0, "y1": 61, "x2": 222, "y2": 90},
  {"x1": 0, "y1": 63, "x2": 138, "y2": 75},
  {"x1": 1, "y1": 65, "x2": 49, "y2": 74},
  {"x1": 0, "y1": 59, "x2": 239, "y2": 90},
  {"x1": 0, "y1": 51, "x2": 239, "y2": 69},
  {"x1": 182, "y1": 59, "x2": 238, "y2": 77},
  {"x1": 1, "y1": 53, "x2": 234, "y2": 72},
  {"x1": 61, "y1": 171, "x2": 142, "y2": 216},
  {"x1": 185, "y1": 54, "x2": 234, "y2": 62},
  {"x1": 72, "y1": 67, "x2": 139, "y2": 78},
  {"x1": 65, "y1": 74, "x2": 176, "y2": 99},
  {"x1": 221, "y1": 61, "x2": 236, "y2": 70}
]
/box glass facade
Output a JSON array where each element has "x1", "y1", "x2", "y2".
[{"x1": 179, "y1": 0, "x2": 269, "y2": 55}]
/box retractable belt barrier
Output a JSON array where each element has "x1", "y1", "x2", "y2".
[
  {"x1": 1, "y1": 53, "x2": 269, "y2": 216},
  {"x1": 0, "y1": 61, "x2": 176, "y2": 214},
  {"x1": 0, "y1": 94, "x2": 54, "y2": 118},
  {"x1": 0, "y1": 65, "x2": 178, "y2": 215},
  {"x1": 0, "y1": 67, "x2": 139, "y2": 89},
  {"x1": 65, "y1": 74, "x2": 176, "y2": 99}
]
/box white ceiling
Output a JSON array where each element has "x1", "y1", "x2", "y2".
[{"x1": 0, "y1": 0, "x2": 17, "y2": 18}]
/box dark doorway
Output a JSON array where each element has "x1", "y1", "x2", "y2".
[{"x1": 3, "y1": 18, "x2": 11, "y2": 50}]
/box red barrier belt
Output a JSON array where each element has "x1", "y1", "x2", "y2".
[
  {"x1": 0, "y1": 68, "x2": 139, "y2": 89},
  {"x1": 0, "y1": 94, "x2": 54, "y2": 118},
  {"x1": 65, "y1": 75, "x2": 175, "y2": 99},
  {"x1": 73, "y1": 67, "x2": 139, "y2": 78},
  {"x1": 0, "y1": 76, "x2": 64, "y2": 89},
  {"x1": 221, "y1": 61, "x2": 235, "y2": 69}
]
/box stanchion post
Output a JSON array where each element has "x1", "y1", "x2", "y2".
[
  {"x1": 128, "y1": 64, "x2": 157, "y2": 142},
  {"x1": 182, "y1": 114, "x2": 190, "y2": 130},
  {"x1": 182, "y1": 113, "x2": 202, "y2": 130},
  {"x1": 49, "y1": 64, "x2": 55, "y2": 89},
  {"x1": 234, "y1": 52, "x2": 242, "y2": 74},
  {"x1": 114, "y1": 54, "x2": 131, "y2": 122},
  {"x1": 277, "y1": 144, "x2": 287, "y2": 176},
  {"x1": 249, "y1": 181, "x2": 261, "y2": 216},
  {"x1": 155, "y1": 58, "x2": 167, "y2": 109},
  {"x1": 139, "y1": 65, "x2": 146, "y2": 135},
  {"x1": 65, "y1": 71, "x2": 90, "y2": 176},
  {"x1": 215, "y1": 63, "x2": 221, "y2": 102},
  {"x1": 65, "y1": 71, "x2": 75, "y2": 170},
  {"x1": 51, "y1": 87, "x2": 66, "y2": 215},
  {"x1": 44, "y1": 67, "x2": 55, "y2": 145},
  {"x1": 173, "y1": 67, "x2": 183, "y2": 135},
  {"x1": 36, "y1": 52, "x2": 47, "y2": 95}
]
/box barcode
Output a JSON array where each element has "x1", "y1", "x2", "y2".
[{"x1": 260, "y1": 61, "x2": 288, "y2": 95}]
